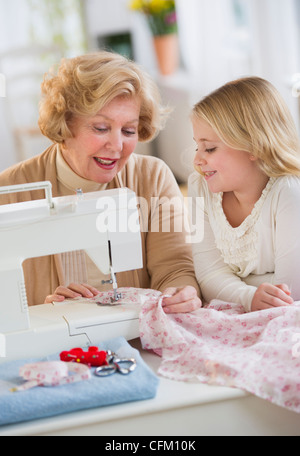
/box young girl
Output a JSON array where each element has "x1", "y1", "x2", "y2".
[{"x1": 188, "y1": 76, "x2": 300, "y2": 312}]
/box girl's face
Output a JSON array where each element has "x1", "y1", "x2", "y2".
[
  {"x1": 62, "y1": 95, "x2": 141, "y2": 183},
  {"x1": 192, "y1": 117, "x2": 258, "y2": 194}
]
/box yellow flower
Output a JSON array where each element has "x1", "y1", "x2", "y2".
[
  {"x1": 129, "y1": 0, "x2": 145, "y2": 11},
  {"x1": 129, "y1": 0, "x2": 175, "y2": 14},
  {"x1": 149, "y1": 0, "x2": 175, "y2": 13},
  {"x1": 149, "y1": 0, "x2": 165, "y2": 13}
]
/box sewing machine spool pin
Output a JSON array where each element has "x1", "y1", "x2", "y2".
[{"x1": 76, "y1": 188, "x2": 83, "y2": 199}]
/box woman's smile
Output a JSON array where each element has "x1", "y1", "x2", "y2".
[{"x1": 93, "y1": 157, "x2": 118, "y2": 169}]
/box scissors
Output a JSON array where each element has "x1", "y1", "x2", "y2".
[{"x1": 94, "y1": 351, "x2": 137, "y2": 377}]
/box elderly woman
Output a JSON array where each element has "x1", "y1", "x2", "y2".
[{"x1": 0, "y1": 51, "x2": 201, "y2": 313}]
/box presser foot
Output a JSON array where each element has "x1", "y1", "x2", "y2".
[
  {"x1": 99, "y1": 267, "x2": 122, "y2": 306},
  {"x1": 98, "y1": 278, "x2": 123, "y2": 306},
  {"x1": 96, "y1": 294, "x2": 123, "y2": 307}
]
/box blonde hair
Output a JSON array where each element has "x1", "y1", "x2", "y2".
[
  {"x1": 192, "y1": 77, "x2": 300, "y2": 177},
  {"x1": 39, "y1": 51, "x2": 168, "y2": 143}
]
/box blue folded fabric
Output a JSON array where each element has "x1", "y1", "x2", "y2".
[{"x1": 0, "y1": 337, "x2": 159, "y2": 427}]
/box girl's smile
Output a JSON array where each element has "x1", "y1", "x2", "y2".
[{"x1": 203, "y1": 170, "x2": 217, "y2": 181}]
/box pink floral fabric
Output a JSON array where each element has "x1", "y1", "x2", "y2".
[
  {"x1": 139, "y1": 295, "x2": 300, "y2": 413},
  {"x1": 73, "y1": 287, "x2": 161, "y2": 306},
  {"x1": 14, "y1": 361, "x2": 91, "y2": 392}
]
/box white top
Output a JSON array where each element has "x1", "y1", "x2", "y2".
[{"x1": 188, "y1": 172, "x2": 300, "y2": 312}]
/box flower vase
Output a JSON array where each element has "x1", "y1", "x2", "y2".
[{"x1": 153, "y1": 33, "x2": 179, "y2": 76}]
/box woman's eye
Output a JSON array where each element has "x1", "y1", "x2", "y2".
[
  {"x1": 206, "y1": 147, "x2": 217, "y2": 153},
  {"x1": 93, "y1": 127, "x2": 136, "y2": 136},
  {"x1": 94, "y1": 127, "x2": 108, "y2": 133},
  {"x1": 123, "y1": 129, "x2": 137, "y2": 136}
]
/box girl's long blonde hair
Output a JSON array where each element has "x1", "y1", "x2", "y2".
[{"x1": 192, "y1": 77, "x2": 300, "y2": 177}]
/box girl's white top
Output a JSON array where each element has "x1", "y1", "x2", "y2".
[{"x1": 188, "y1": 172, "x2": 300, "y2": 312}]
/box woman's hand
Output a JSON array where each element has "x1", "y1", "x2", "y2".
[
  {"x1": 251, "y1": 283, "x2": 294, "y2": 312},
  {"x1": 161, "y1": 286, "x2": 202, "y2": 314},
  {"x1": 44, "y1": 283, "x2": 100, "y2": 304}
]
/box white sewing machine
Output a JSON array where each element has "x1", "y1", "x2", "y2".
[{"x1": 0, "y1": 182, "x2": 143, "y2": 363}]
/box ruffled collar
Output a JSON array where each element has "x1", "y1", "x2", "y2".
[{"x1": 213, "y1": 177, "x2": 276, "y2": 238}]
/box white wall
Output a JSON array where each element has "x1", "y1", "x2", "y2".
[
  {"x1": 84, "y1": 0, "x2": 157, "y2": 72},
  {"x1": 0, "y1": 97, "x2": 17, "y2": 171},
  {"x1": 0, "y1": 0, "x2": 31, "y2": 171}
]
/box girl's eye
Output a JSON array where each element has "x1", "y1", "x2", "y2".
[{"x1": 206, "y1": 147, "x2": 217, "y2": 153}]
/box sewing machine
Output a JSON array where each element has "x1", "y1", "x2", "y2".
[{"x1": 0, "y1": 182, "x2": 143, "y2": 363}]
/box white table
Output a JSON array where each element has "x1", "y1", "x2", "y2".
[{"x1": 1, "y1": 339, "x2": 300, "y2": 436}]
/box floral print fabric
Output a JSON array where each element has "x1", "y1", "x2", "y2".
[{"x1": 139, "y1": 294, "x2": 300, "y2": 413}]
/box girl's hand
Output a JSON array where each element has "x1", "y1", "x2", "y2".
[
  {"x1": 251, "y1": 283, "x2": 294, "y2": 312},
  {"x1": 161, "y1": 286, "x2": 202, "y2": 314},
  {"x1": 44, "y1": 283, "x2": 100, "y2": 304}
]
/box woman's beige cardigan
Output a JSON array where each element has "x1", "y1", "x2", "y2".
[{"x1": 0, "y1": 145, "x2": 199, "y2": 306}]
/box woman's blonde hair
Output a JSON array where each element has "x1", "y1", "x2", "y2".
[
  {"x1": 192, "y1": 77, "x2": 300, "y2": 177},
  {"x1": 39, "y1": 51, "x2": 168, "y2": 143}
]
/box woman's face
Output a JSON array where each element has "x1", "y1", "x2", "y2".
[{"x1": 62, "y1": 95, "x2": 141, "y2": 183}]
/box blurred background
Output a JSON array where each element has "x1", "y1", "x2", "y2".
[{"x1": 0, "y1": 0, "x2": 300, "y2": 185}]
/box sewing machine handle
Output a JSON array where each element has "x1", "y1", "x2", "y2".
[{"x1": 0, "y1": 181, "x2": 54, "y2": 208}]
